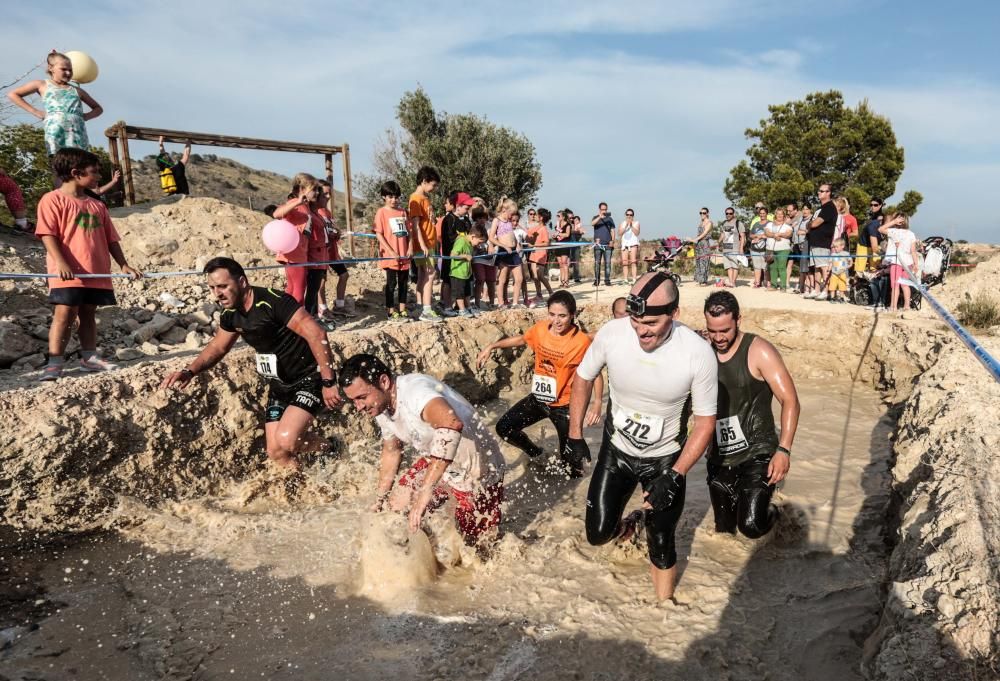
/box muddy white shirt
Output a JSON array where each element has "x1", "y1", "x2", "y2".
[
  {"x1": 577, "y1": 319, "x2": 718, "y2": 459},
  {"x1": 377, "y1": 374, "x2": 505, "y2": 492}
]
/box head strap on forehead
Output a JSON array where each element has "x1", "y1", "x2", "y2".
[{"x1": 626, "y1": 273, "x2": 678, "y2": 318}]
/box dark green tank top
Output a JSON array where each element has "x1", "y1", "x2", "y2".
[{"x1": 710, "y1": 332, "x2": 778, "y2": 465}]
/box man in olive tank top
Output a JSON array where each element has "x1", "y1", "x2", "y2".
[{"x1": 702, "y1": 291, "x2": 800, "y2": 539}]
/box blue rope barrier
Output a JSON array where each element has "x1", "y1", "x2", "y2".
[
  {"x1": 0, "y1": 241, "x2": 593, "y2": 281},
  {"x1": 899, "y1": 261, "x2": 1000, "y2": 383}
]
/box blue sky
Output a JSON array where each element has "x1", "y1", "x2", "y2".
[{"x1": 5, "y1": 0, "x2": 999, "y2": 242}]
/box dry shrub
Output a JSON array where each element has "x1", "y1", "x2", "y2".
[{"x1": 957, "y1": 291, "x2": 1000, "y2": 328}]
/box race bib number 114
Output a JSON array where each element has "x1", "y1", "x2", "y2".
[{"x1": 255, "y1": 353, "x2": 280, "y2": 380}]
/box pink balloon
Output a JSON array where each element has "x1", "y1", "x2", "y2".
[{"x1": 262, "y1": 219, "x2": 300, "y2": 255}]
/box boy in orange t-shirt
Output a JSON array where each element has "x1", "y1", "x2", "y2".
[
  {"x1": 408, "y1": 165, "x2": 441, "y2": 322},
  {"x1": 35, "y1": 148, "x2": 142, "y2": 381},
  {"x1": 373, "y1": 180, "x2": 412, "y2": 321}
]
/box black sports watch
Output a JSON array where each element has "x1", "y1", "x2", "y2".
[{"x1": 321, "y1": 377, "x2": 337, "y2": 389}]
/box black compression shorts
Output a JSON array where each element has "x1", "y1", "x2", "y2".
[
  {"x1": 586, "y1": 433, "x2": 686, "y2": 569},
  {"x1": 48, "y1": 287, "x2": 117, "y2": 307},
  {"x1": 265, "y1": 375, "x2": 324, "y2": 423},
  {"x1": 706, "y1": 452, "x2": 777, "y2": 539}
]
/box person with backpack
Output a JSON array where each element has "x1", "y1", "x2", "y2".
[{"x1": 155, "y1": 136, "x2": 192, "y2": 196}]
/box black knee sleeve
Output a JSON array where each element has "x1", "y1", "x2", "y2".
[
  {"x1": 737, "y1": 487, "x2": 777, "y2": 539},
  {"x1": 708, "y1": 476, "x2": 738, "y2": 534},
  {"x1": 644, "y1": 478, "x2": 685, "y2": 569}
]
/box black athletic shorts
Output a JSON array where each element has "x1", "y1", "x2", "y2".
[
  {"x1": 450, "y1": 276, "x2": 472, "y2": 299},
  {"x1": 48, "y1": 287, "x2": 117, "y2": 307},
  {"x1": 495, "y1": 247, "x2": 522, "y2": 268},
  {"x1": 265, "y1": 374, "x2": 325, "y2": 423},
  {"x1": 329, "y1": 263, "x2": 348, "y2": 276}
]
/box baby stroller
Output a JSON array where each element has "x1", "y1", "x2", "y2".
[
  {"x1": 646, "y1": 236, "x2": 687, "y2": 287},
  {"x1": 849, "y1": 235, "x2": 953, "y2": 309},
  {"x1": 919, "y1": 236, "x2": 954, "y2": 288}
]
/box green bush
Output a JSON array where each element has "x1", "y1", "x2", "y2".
[{"x1": 957, "y1": 291, "x2": 1000, "y2": 329}]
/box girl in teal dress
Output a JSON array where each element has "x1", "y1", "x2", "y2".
[{"x1": 7, "y1": 51, "x2": 104, "y2": 156}]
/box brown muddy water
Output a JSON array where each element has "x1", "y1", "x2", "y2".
[{"x1": 0, "y1": 380, "x2": 893, "y2": 681}]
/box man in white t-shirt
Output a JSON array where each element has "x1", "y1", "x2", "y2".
[
  {"x1": 566, "y1": 273, "x2": 718, "y2": 601},
  {"x1": 339, "y1": 353, "x2": 506, "y2": 545}
]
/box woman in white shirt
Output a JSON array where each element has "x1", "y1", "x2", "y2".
[
  {"x1": 763, "y1": 208, "x2": 793, "y2": 291},
  {"x1": 879, "y1": 213, "x2": 920, "y2": 313},
  {"x1": 618, "y1": 209, "x2": 641, "y2": 284}
]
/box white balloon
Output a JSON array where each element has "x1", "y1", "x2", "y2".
[{"x1": 64, "y1": 51, "x2": 99, "y2": 84}]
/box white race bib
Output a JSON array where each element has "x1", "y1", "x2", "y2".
[
  {"x1": 532, "y1": 374, "x2": 558, "y2": 404},
  {"x1": 389, "y1": 216, "x2": 408, "y2": 237},
  {"x1": 613, "y1": 406, "x2": 664, "y2": 449},
  {"x1": 715, "y1": 415, "x2": 748, "y2": 455},
  {"x1": 255, "y1": 353, "x2": 279, "y2": 379}
]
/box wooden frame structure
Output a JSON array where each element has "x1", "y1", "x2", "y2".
[{"x1": 105, "y1": 121, "x2": 355, "y2": 252}]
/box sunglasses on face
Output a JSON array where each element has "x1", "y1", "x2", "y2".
[
  {"x1": 626, "y1": 213, "x2": 634, "y2": 217},
  {"x1": 699, "y1": 211, "x2": 708, "y2": 215}
]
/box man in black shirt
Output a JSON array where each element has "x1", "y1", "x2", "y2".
[
  {"x1": 156, "y1": 135, "x2": 192, "y2": 195},
  {"x1": 161, "y1": 257, "x2": 340, "y2": 470},
  {"x1": 590, "y1": 202, "x2": 616, "y2": 287},
  {"x1": 805, "y1": 183, "x2": 838, "y2": 300}
]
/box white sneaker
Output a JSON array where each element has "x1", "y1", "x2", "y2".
[
  {"x1": 39, "y1": 364, "x2": 63, "y2": 382},
  {"x1": 80, "y1": 356, "x2": 118, "y2": 372}
]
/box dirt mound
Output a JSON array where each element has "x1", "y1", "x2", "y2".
[
  {"x1": 935, "y1": 251, "x2": 1000, "y2": 325},
  {"x1": 0, "y1": 196, "x2": 385, "y2": 381}
]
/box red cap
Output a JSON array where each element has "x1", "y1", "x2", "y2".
[{"x1": 455, "y1": 192, "x2": 475, "y2": 207}]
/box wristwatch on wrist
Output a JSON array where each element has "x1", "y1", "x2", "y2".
[
  {"x1": 776, "y1": 445, "x2": 791, "y2": 456},
  {"x1": 321, "y1": 377, "x2": 337, "y2": 389}
]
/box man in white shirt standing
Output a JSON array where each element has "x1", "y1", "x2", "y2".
[{"x1": 566, "y1": 273, "x2": 718, "y2": 601}]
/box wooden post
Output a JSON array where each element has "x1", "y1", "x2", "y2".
[
  {"x1": 106, "y1": 130, "x2": 122, "y2": 206},
  {"x1": 118, "y1": 122, "x2": 136, "y2": 206},
  {"x1": 341, "y1": 144, "x2": 354, "y2": 256}
]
